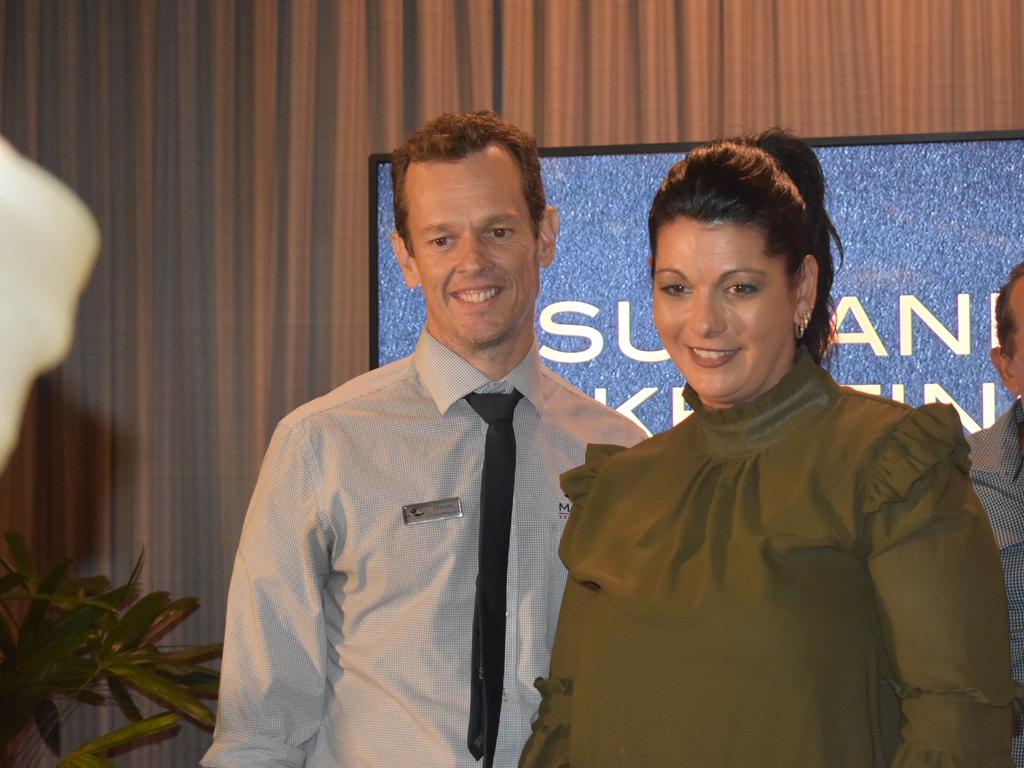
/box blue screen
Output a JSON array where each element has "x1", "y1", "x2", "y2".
[{"x1": 374, "y1": 138, "x2": 1024, "y2": 436}]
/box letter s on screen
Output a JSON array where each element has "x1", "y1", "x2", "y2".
[{"x1": 539, "y1": 301, "x2": 604, "y2": 364}]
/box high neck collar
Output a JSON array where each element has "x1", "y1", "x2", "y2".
[{"x1": 682, "y1": 352, "x2": 839, "y2": 457}]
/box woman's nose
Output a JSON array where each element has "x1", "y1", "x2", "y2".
[{"x1": 692, "y1": 292, "x2": 726, "y2": 336}]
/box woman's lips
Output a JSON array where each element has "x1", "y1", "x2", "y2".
[{"x1": 687, "y1": 346, "x2": 739, "y2": 368}]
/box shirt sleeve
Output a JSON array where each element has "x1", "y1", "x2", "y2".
[
  {"x1": 202, "y1": 420, "x2": 336, "y2": 768},
  {"x1": 519, "y1": 444, "x2": 626, "y2": 768},
  {"x1": 864, "y1": 404, "x2": 1019, "y2": 767}
]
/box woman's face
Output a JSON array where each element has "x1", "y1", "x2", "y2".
[{"x1": 652, "y1": 217, "x2": 817, "y2": 410}]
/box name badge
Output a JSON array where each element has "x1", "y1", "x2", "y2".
[{"x1": 402, "y1": 497, "x2": 463, "y2": 526}]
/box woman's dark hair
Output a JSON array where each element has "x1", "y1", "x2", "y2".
[{"x1": 647, "y1": 129, "x2": 842, "y2": 364}]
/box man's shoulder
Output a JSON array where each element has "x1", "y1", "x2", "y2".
[
  {"x1": 538, "y1": 364, "x2": 647, "y2": 446},
  {"x1": 280, "y1": 355, "x2": 420, "y2": 430},
  {"x1": 966, "y1": 420, "x2": 999, "y2": 456},
  {"x1": 967, "y1": 402, "x2": 1014, "y2": 475}
]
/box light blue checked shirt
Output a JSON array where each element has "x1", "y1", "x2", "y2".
[
  {"x1": 203, "y1": 331, "x2": 644, "y2": 768},
  {"x1": 969, "y1": 397, "x2": 1024, "y2": 766}
]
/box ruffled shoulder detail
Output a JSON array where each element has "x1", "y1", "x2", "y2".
[
  {"x1": 866, "y1": 403, "x2": 970, "y2": 514},
  {"x1": 559, "y1": 443, "x2": 630, "y2": 509}
]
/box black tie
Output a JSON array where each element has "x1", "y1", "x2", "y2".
[{"x1": 464, "y1": 389, "x2": 523, "y2": 766}]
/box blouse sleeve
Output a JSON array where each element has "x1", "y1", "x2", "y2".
[
  {"x1": 519, "y1": 444, "x2": 627, "y2": 768},
  {"x1": 863, "y1": 404, "x2": 1020, "y2": 767}
]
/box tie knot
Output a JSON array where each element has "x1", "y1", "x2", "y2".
[{"x1": 465, "y1": 390, "x2": 522, "y2": 425}]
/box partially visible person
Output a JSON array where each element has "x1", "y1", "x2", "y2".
[
  {"x1": 0, "y1": 137, "x2": 99, "y2": 472},
  {"x1": 203, "y1": 110, "x2": 644, "y2": 768},
  {"x1": 520, "y1": 130, "x2": 1016, "y2": 767},
  {"x1": 968, "y1": 261, "x2": 1024, "y2": 767}
]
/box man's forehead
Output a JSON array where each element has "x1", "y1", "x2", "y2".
[
  {"x1": 403, "y1": 147, "x2": 529, "y2": 215},
  {"x1": 407, "y1": 143, "x2": 519, "y2": 177}
]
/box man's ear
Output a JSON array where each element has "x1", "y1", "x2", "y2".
[
  {"x1": 391, "y1": 232, "x2": 420, "y2": 289},
  {"x1": 537, "y1": 206, "x2": 559, "y2": 269},
  {"x1": 991, "y1": 345, "x2": 1022, "y2": 396}
]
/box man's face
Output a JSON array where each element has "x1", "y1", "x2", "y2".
[
  {"x1": 391, "y1": 145, "x2": 558, "y2": 378},
  {"x1": 993, "y1": 277, "x2": 1024, "y2": 398}
]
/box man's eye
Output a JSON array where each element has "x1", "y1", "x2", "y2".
[
  {"x1": 491, "y1": 227, "x2": 511, "y2": 239},
  {"x1": 429, "y1": 236, "x2": 451, "y2": 248}
]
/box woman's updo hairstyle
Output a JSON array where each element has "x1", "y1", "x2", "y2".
[{"x1": 647, "y1": 129, "x2": 842, "y2": 364}]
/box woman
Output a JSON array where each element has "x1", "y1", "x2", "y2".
[{"x1": 519, "y1": 130, "x2": 1017, "y2": 767}]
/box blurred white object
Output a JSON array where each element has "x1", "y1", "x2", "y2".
[{"x1": 0, "y1": 137, "x2": 99, "y2": 472}]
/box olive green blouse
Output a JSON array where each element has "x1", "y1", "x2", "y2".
[{"x1": 520, "y1": 354, "x2": 1017, "y2": 767}]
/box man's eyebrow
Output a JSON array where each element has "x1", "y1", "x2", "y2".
[
  {"x1": 415, "y1": 212, "x2": 522, "y2": 237},
  {"x1": 416, "y1": 222, "x2": 455, "y2": 236}
]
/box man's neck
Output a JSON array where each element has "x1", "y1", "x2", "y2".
[{"x1": 430, "y1": 331, "x2": 535, "y2": 382}]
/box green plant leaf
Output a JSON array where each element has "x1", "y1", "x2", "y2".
[
  {"x1": 3, "y1": 531, "x2": 36, "y2": 579},
  {"x1": 126, "y1": 552, "x2": 144, "y2": 589},
  {"x1": 21, "y1": 559, "x2": 73, "y2": 647},
  {"x1": 104, "y1": 591, "x2": 170, "y2": 653},
  {"x1": 75, "y1": 575, "x2": 111, "y2": 596},
  {"x1": 0, "y1": 570, "x2": 27, "y2": 596},
  {"x1": 0, "y1": 691, "x2": 48, "y2": 749},
  {"x1": 163, "y1": 676, "x2": 220, "y2": 696},
  {"x1": 142, "y1": 596, "x2": 198, "y2": 644},
  {"x1": 8, "y1": 605, "x2": 107, "y2": 687},
  {"x1": 150, "y1": 642, "x2": 223, "y2": 664},
  {"x1": 106, "y1": 675, "x2": 143, "y2": 722},
  {"x1": 61, "y1": 712, "x2": 180, "y2": 762},
  {"x1": 58, "y1": 754, "x2": 117, "y2": 768},
  {"x1": 32, "y1": 697, "x2": 61, "y2": 756},
  {"x1": 69, "y1": 689, "x2": 107, "y2": 707},
  {"x1": 106, "y1": 662, "x2": 215, "y2": 727},
  {"x1": 92, "y1": 581, "x2": 138, "y2": 612},
  {"x1": 0, "y1": 612, "x2": 14, "y2": 656}
]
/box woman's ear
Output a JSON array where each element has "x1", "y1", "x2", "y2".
[{"x1": 794, "y1": 254, "x2": 819, "y2": 320}]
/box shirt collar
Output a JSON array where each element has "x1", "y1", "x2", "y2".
[{"x1": 413, "y1": 330, "x2": 544, "y2": 415}]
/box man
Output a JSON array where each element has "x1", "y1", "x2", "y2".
[
  {"x1": 968, "y1": 261, "x2": 1024, "y2": 767},
  {"x1": 203, "y1": 110, "x2": 644, "y2": 767}
]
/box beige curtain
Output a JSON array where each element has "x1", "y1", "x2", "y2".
[{"x1": 1, "y1": 1, "x2": 1021, "y2": 763}]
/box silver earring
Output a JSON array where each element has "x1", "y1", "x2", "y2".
[{"x1": 795, "y1": 310, "x2": 811, "y2": 340}]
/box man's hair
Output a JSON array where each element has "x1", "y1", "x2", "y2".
[
  {"x1": 994, "y1": 261, "x2": 1024, "y2": 357},
  {"x1": 390, "y1": 110, "x2": 546, "y2": 248}
]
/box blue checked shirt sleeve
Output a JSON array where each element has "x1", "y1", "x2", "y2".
[{"x1": 202, "y1": 420, "x2": 337, "y2": 767}]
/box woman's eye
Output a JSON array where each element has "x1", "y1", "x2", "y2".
[
  {"x1": 727, "y1": 282, "x2": 758, "y2": 296},
  {"x1": 659, "y1": 283, "x2": 690, "y2": 296}
]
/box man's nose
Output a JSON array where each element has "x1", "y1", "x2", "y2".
[{"x1": 454, "y1": 234, "x2": 489, "y2": 271}]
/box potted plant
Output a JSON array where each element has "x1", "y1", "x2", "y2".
[{"x1": 0, "y1": 532, "x2": 220, "y2": 767}]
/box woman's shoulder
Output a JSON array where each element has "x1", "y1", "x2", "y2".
[
  {"x1": 830, "y1": 387, "x2": 970, "y2": 506},
  {"x1": 831, "y1": 385, "x2": 966, "y2": 449},
  {"x1": 560, "y1": 424, "x2": 693, "y2": 506}
]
